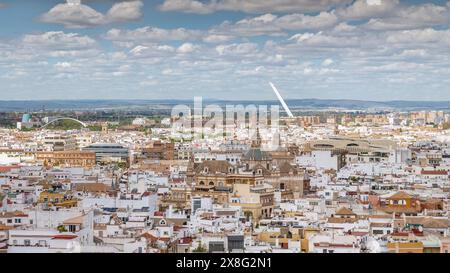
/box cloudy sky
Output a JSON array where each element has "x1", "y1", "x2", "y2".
[{"x1": 0, "y1": 0, "x2": 450, "y2": 101}]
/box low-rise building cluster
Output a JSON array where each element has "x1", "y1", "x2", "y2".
[{"x1": 0, "y1": 111, "x2": 449, "y2": 253}]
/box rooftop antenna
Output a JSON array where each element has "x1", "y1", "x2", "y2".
[{"x1": 269, "y1": 82, "x2": 294, "y2": 118}]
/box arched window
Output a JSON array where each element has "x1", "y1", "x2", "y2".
[
  {"x1": 199, "y1": 181, "x2": 205, "y2": 185},
  {"x1": 209, "y1": 181, "x2": 215, "y2": 186}
]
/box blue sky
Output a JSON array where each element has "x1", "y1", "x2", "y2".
[{"x1": 0, "y1": 0, "x2": 450, "y2": 101}]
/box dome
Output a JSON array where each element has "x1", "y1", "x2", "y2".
[{"x1": 243, "y1": 148, "x2": 272, "y2": 161}]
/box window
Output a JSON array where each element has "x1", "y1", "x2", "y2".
[{"x1": 24, "y1": 240, "x2": 31, "y2": 246}]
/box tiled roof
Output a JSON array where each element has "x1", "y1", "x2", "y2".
[
  {"x1": 387, "y1": 191, "x2": 412, "y2": 200},
  {"x1": 335, "y1": 207, "x2": 356, "y2": 215}
]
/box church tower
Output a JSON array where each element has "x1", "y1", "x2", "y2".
[
  {"x1": 101, "y1": 122, "x2": 108, "y2": 135},
  {"x1": 251, "y1": 127, "x2": 262, "y2": 148}
]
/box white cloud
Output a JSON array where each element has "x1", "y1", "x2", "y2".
[
  {"x1": 202, "y1": 34, "x2": 234, "y2": 43},
  {"x1": 215, "y1": 43, "x2": 258, "y2": 55},
  {"x1": 105, "y1": 27, "x2": 202, "y2": 43},
  {"x1": 40, "y1": 0, "x2": 143, "y2": 28},
  {"x1": 23, "y1": 31, "x2": 97, "y2": 50},
  {"x1": 276, "y1": 11, "x2": 338, "y2": 30},
  {"x1": 385, "y1": 28, "x2": 450, "y2": 45},
  {"x1": 288, "y1": 31, "x2": 358, "y2": 47},
  {"x1": 0, "y1": 31, "x2": 100, "y2": 72},
  {"x1": 336, "y1": 0, "x2": 399, "y2": 20},
  {"x1": 216, "y1": 14, "x2": 284, "y2": 37},
  {"x1": 54, "y1": 61, "x2": 82, "y2": 73},
  {"x1": 159, "y1": 0, "x2": 352, "y2": 14},
  {"x1": 289, "y1": 32, "x2": 316, "y2": 42},
  {"x1": 4, "y1": 0, "x2": 450, "y2": 100},
  {"x1": 55, "y1": 62, "x2": 72, "y2": 69},
  {"x1": 177, "y1": 43, "x2": 198, "y2": 54},
  {"x1": 332, "y1": 22, "x2": 357, "y2": 32},
  {"x1": 106, "y1": 1, "x2": 143, "y2": 22},
  {"x1": 265, "y1": 54, "x2": 284, "y2": 64},
  {"x1": 322, "y1": 58, "x2": 334, "y2": 66},
  {"x1": 210, "y1": 12, "x2": 339, "y2": 38},
  {"x1": 398, "y1": 49, "x2": 427, "y2": 58},
  {"x1": 40, "y1": 1, "x2": 104, "y2": 28},
  {"x1": 364, "y1": 3, "x2": 450, "y2": 30},
  {"x1": 129, "y1": 45, "x2": 149, "y2": 55},
  {"x1": 129, "y1": 44, "x2": 176, "y2": 57}
]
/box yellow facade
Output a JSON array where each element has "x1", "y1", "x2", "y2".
[{"x1": 387, "y1": 242, "x2": 424, "y2": 253}]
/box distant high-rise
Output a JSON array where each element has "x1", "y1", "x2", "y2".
[{"x1": 21, "y1": 113, "x2": 31, "y2": 123}]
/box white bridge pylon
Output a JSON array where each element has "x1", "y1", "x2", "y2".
[{"x1": 269, "y1": 82, "x2": 294, "y2": 118}]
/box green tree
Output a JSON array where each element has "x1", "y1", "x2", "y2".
[
  {"x1": 192, "y1": 243, "x2": 207, "y2": 253},
  {"x1": 57, "y1": 225, "x2": 67, "y2": 233}
]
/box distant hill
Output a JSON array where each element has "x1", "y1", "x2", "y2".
[{"x1": 0, "y1": 99, "x2": 449, "y2": 112}]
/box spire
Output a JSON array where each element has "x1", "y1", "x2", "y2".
[{"x1": 251, "y1": 127, "x2": 262, "y2": 148}]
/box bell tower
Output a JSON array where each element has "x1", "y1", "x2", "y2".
[
  {"x1": 251, "y1": 127, "x2": 262, "y2": 148},
  {"x1": 101, "y1": 122, "x2": 108, "y2": 135}
]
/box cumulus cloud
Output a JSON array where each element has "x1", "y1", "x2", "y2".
[
  {"x1": 363, "y1": 3, "x2": 450, "y2": 30},
  {"x1": 129, "y1": 44, "x2": 175, "y2": 57},
  {"x1": 106, "y1": 1, "x2": 143, "y2": 22},
  {"x1": 40, "y1": 1, "x2": 104, "y2": 28},
  {"x1": 4, "y1": 0, "x2": 450, "y2": 100},
  {"x1": 40, "y1": 0, "x2": 143, "y2": 28},
  {"x1": 215, "y1": 43, "x2": 258, "y2": 55},
  {"x1": 105, "y1": 27, "x2": 202, "y2": 43},
  {"x1": 210, "y1": 12, "x2": 338, "y2": 38},
  {"x1": 398, "y1": 49, "x2": 428, "y2": 58},
  {"x1": 202, "y1": 34, "x2": 234, "y2": 43},
  {"x1": 177, "y1": 43, "x2": 199, "y2": 54},
  {"x1": 385, "y1": 28, "x2": 450, "y2": 45},
  {"x1": 276, "y1": 11, "x2": 338, "y2": 30},
  {"x1": 159, "y1": 0, "x2": 352, "y2": 14},
  {"x1": 288, "y1": 31, "x2": 359, "y2": 48},
  {"x1": 322, "y1": 58, "x2": 334, "y2": 66},
  {"x1": 23, "y1": 31, "x2": 97, "y2": 50},
  {"x1": 336, "y1": 0, "x2": 399, "y2": 20}
]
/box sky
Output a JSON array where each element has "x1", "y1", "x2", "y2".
[{"x1": 0, "y1": 0, "x2": 450, "y2": 101}]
